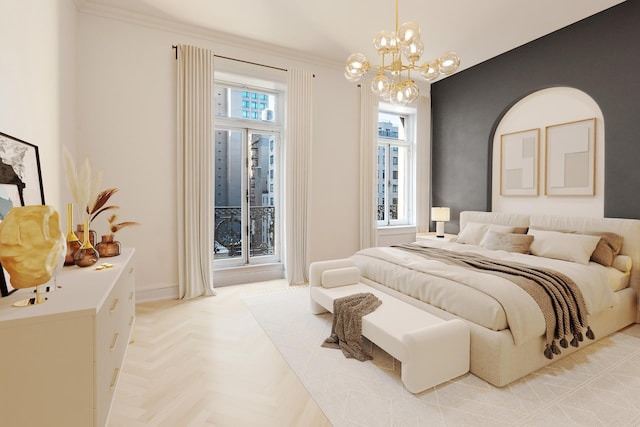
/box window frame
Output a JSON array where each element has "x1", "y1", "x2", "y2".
[
  {"x1": 377, "y1": 104, "x2": 416, "y2": 228},
  {"x1": 213, "y1": 80, "x2": 283, "y2": 268}
]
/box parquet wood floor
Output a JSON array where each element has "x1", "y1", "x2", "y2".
[
  {"x1": 108, "y1": 280, "x2": 331, "y2": 427},
  {"x1": 108, "y1": 279, "x2": 640, "y2": 427}
]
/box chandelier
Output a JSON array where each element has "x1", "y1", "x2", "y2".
[{"x1": 344, "y1": 0, "x2": 460, "y2": 105}]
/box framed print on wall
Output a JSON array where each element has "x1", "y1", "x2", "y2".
[
  {"x1": 545, "y1": 118, "x2": 596, "y2": 196},
  {"x1": 500, "y1": 128, "x2": 539, "y2": 196},
  {"x1": 0, "y1": 131, "x2": 45, "y2": 206}
]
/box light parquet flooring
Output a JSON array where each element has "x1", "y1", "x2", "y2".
[
  {"x1": 109, "y1": 279, "x2": 640, "y2": 427},
  {"x1": 108, "y1": 280, "x2": 331, "y2": 427}
]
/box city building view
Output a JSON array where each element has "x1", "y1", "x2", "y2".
[{"x1": 213, "y1": 87, "x2": 277, "y2": 260}]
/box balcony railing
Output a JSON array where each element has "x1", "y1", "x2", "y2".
[
  {"x1": 378, "y1": 204, "x2": 398, "y2": 220},
  {"x1": 214, "y1": 206, "x2": 275, "y2": 259}
]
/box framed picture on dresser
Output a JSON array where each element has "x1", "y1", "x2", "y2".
[
  {"x1": 0, "y1": 267, "x2": 14, "y2": 297},
  {"x1": 0, "y1": 131, "x2": 46, "y2": 206}
]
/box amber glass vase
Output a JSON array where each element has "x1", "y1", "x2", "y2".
[
  {"x1": 73, "y1": 219, "x2": 99, "y2": 267},
  {"x1": 75, "y1": 223, "x2": 97, "y2": 247},
  {"x1": 96, "y1": 234, "x2": 121, "y2": 257},
  {"x1": 64, "y1": 203, "x2": 81, "y2": 266}
]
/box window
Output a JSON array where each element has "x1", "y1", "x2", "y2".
[
  {"x1": 377, "y1": 107, "x2": 414, "y2": 226},
  {"x1": 213, "y1": 81, "x2": 282, "y2": 267}
]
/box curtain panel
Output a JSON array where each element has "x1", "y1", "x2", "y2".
[
  {"x1": 359, "y1": 88, "x2": 379, "y2": 249},
  {"x1": 176, "y1": 44, "x2": 216, "y2": 299},
  {"x1": 416, "y1": 95, "x2": 430, "y2": 234},
  {"x1": 285, "y1": 68, "x2": 313, "y2": 285}
]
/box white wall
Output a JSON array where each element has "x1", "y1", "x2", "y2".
[
  {"x1": 0, "y1": 0, "x2": 77, "y2": 210},
  {"x1": 76, "y1": 10, "x2": 361, "y2": 298},
  {"x1": 492, "y1": 87, "x2": 604, "y2": 217}
]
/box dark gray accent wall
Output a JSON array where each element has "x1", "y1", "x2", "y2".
[{"x1": 431, "y1": 1, "x2": 640, "y2": 232}]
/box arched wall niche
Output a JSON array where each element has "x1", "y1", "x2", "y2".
[{"x1": 491, "y1": 87, "x2": 604, "y2": 217}]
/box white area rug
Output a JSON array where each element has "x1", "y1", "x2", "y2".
[{"x1": 244, "y1": 286, "x2": 640, "y2": 427}]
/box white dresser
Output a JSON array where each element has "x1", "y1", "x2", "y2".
[{"x1": 0, "y1": 248, "x2": 135, "y2": 427}]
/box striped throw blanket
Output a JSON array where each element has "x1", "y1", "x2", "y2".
[{"x1": 393, "y1": 244, "x2": 595, "y2": 359}]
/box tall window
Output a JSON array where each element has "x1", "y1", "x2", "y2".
[
  {"x1": 213, "y1": 81, "x2": 282, "y2": 267},
  {"x1": 377, "y1": 107, "x2": 414, "y2": 226}
]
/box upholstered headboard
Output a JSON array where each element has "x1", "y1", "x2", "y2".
[
  {"x1": 460, "y1": 211, "x2": 530, "y2": 230},
  {"x1": 459, "y1": 211, "x2": 640, "y2": 302}
]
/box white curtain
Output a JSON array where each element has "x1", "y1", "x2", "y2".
[
  {"x1": 359, "y1": 87, "x2": 379, "y2": 249},
  {"x1": 176, "y1": 44, "x2": 216, "y2": 299},
  {"x1": 415, "y1": 95, "x2": 430, "y2": 233},
  {"x1": 285, "y1": 68, "x2": 313, "y2": 285}
]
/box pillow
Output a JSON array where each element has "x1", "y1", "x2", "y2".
[
  {"x1": 612, "y1": 255, "x2": 632, "y2": 273},
  {"x1": 590, "y1": 232, "x2": 624, "y2": 267},
  {"x1": 321, "y1": 266, "x2": 360, "y2": 288},
  {"x1": 457, "y1": 222, "x2": 518, "y2": 246},
  {"x1": 606, "y1": 268, "x2": 631, "y2": 292},
  {"x1": 480, "y1": 231, "x2": 534, "y2": 254},
  {"x1": 527, "y1": 229, "x2": 601, "y2": 265}
]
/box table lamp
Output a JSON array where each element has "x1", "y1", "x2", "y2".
[{"x1": 431, "y1": 207, "x2": 450, "y2": 238}]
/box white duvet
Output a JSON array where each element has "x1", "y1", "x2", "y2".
[{"x1": 351, "y1": 239, "x2": 618, "y2": 345}]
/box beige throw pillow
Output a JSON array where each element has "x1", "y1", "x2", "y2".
[
  {"x1": 590, "y1": 232, "x2": 624, "y2": 267},
  {"x1": 480, "y1": 231, "x2": 534, "y2": 254},
  {"x1": 457, "y1": 222, "x2": 518, "y2": 246}
]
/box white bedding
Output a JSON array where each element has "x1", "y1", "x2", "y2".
[{"x1": 351, "y1": 239, "x2": 618, "y2": 345}]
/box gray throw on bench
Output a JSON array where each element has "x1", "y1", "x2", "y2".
[
  {"x1": 393, "y1": 244, "x2": 595, "y2": 359},
  {"x1": 322, "y1": 292, "x2": 382, "y2": 361}
]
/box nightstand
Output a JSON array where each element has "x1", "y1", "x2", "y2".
[{"x1": 416, "y1": 232, "x2": 457, "y2": 242}]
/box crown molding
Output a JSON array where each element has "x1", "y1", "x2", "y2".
[{"x1": 76, "y1": 1, "x2": 342, "y2": 70}]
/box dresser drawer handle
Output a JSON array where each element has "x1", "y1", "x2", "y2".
[
  {"x1": 128, "y1": 291, "x2": 134, "y2": 301},
  {"x1": 109, "y1": 298, "x2": 120, "y2": 314},
  {"x1": 110, "y1": 333, "x2": 120, "y2": 351},
  {"x1": 110, "y1": 368, "x2": 120, "y2": 390}
]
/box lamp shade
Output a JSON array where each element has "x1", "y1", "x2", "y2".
[{"x1": 431, "y1": 207, "x2": 450, "y2": 222}]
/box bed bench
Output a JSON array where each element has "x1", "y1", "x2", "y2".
[{"x1": 309, "y1": 258, "x2": 470, "y2": 393}]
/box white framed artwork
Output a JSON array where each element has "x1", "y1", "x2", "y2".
[
  {"x1": 500, "y1": 128, "x2": 539, "y2": 196},
  {"x1": 545, "y1": 118, "x2": 596, "y2": 196}
]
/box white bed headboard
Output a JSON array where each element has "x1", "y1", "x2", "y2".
[
  {"x1": 530, "y1": 214, "x2": 640, "y2": 296},
  {"x1": 460, "y1": 211, "x2": 640, "y2": 301}
]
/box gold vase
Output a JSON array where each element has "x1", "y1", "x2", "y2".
[
  {"x1": 75, "y1": 223, "x2": 97, "y2": 247},
  {"x1": 64, "y1": 203, "x2": 81, "y2": 266},
  {"x1": 73, "y1": 219, "x2": 99, "y2": 267}
]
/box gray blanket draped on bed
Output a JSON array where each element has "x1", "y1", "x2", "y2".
[
  {"x1": 322, "y1": 293, "x2": 382, "y2": 361},
  {"x1": 393, "y1": 244, "x2": 595, "y2": 359}
]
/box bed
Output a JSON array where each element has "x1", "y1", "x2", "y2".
[{"x1": 348, "y1": 211, "x2": 640, "y2": 387}]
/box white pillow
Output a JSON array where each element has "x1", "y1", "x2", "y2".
[
  {"x1": 457, "y1": 222, "x2": 517, "y2": 246},
  {"x1": 527, "y1": 229, "x2": 601, "y2": 265},
  {"x1": 321, "y1": 266, "x2": 360, "y2": 288},
  {"x1": 612, "y1": 255, "x2": 632, "y2": 273}
]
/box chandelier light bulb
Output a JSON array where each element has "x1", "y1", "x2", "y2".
[
  {"x1": 373, "y1": 30, "x2": 397, "y2": 55},
  {"x1": 344, "y1": 53, "x2": 369, "y2": 82},
  {"x1": 389, "y1": 85, "x2": 405, "y2": 105},
  {"x1": 438, "y1": 51, "x2": 461, "y2": 75},
  {"x1": 397, "y1": 21, "x2": 420, "y2": 45},
  {"x1": 402, "y1": 40, "x2": 424, "y2": 63},
  {"x1": 404, "y1": 80, "x2": 419, "y2": 104},
  {"x1": 419, "y1": 60, "x2": 440, "y2": 81},
  {"x1": 371, "y1": 73, "x2": 391, "y2": 97}
]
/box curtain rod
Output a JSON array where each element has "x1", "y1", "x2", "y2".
[{"x1": 172, "y1": 45, "x2": 287, "y2": 72}]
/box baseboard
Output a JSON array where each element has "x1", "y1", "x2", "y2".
[
  {"x1": 135, "y1": 263, "x2": 285, "y2": 302},
  {"x1": 214, "y1": 263, "x2": 284, "y2": 287},
  {"x1": 136, "y1": 285, "x2": 179, "y2": 303}
]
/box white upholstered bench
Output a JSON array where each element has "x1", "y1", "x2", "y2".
[{"x1": 309, "y1": 258, "x2": 470, "y2": 394}]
